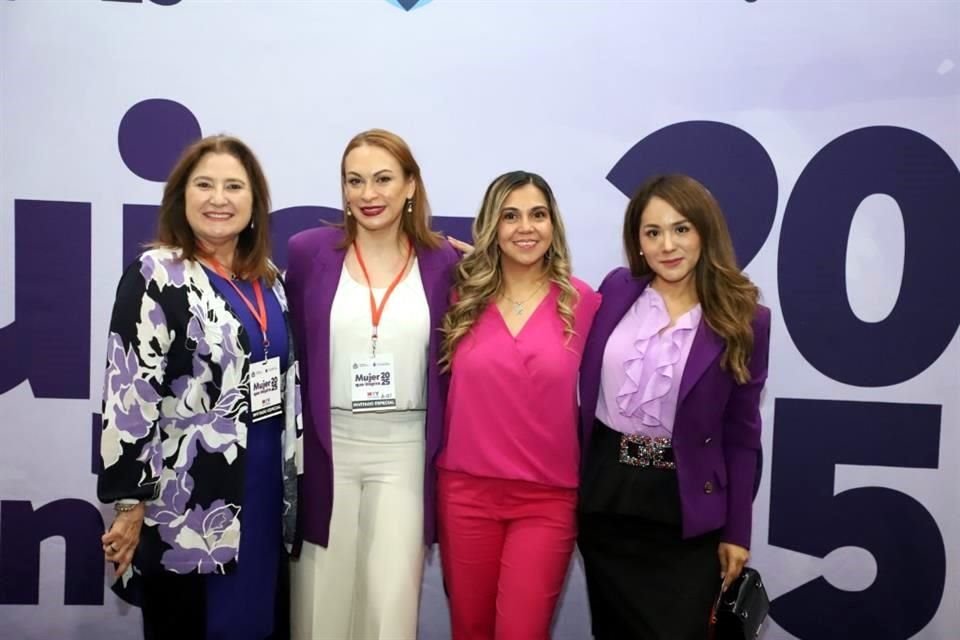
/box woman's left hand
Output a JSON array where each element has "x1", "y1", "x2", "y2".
[
  {"x1": 446, "y1": 236, "x2": 474, "y2": 256},
  {"x1": 718, "y1": 542, "x2": 750, "y2": 592},
  {"x1": 102, "y1": 502, "x2": 145, "y2": 577}
]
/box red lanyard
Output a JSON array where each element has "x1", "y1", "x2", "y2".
[
  {"x1": 206, "y1": 258, "x2": 270, "y2": 350},
  {"x1": 353, "y1": 239, "x2": 413, "y2": 356}
]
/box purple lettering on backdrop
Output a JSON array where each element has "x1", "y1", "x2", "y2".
[
  {"x1": 118, "y1": 99, "x2": 201, "y2": 182},
  {"x1": 769, "y1": 126, "x2": 958, "y2": 638},
  {"x1": 0, "y1": 500, "x2": 106, "y2": 605},
  {"x1": 778, "y1": 126, "x2": 960, "y2": 386},
  {"x1": 123, "y1": 204, "x2": 160, "y2": 268},
  {"x1": 769, "y1": 399, "x2": 944, "y2": 639},
  {"x1": 0, "y1": 200, "x2": 91, "y2": 398},
  {"x1": 606, "y1": 121, "x2": 778, "y2": 269},
  {"x1": 432, "y1": 216, "x2": 474, "y2": 248},
  {"x1": 118, "y1": 99, "x2": 200, "y2": 268}
]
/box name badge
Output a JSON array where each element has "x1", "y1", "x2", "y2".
[
  {"x1": 351, "y1": 353, "x2": 397, "y2": 412},
  {"x1": 250, "y1": 357, "x2": 282, "y2": 422}
]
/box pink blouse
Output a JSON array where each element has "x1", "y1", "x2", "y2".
[
  {"x1": 438, "y1": 278, "x2": 601, "y2": 489},
  {"x1": 595, "y1": 286, "x2": 702, "y2": 439}
]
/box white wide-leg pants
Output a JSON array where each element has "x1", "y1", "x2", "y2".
[{"x1": 292, "y1": 410, "x2": 426, "y2": 640}]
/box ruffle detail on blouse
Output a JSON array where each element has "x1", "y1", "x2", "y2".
[{"x1": 615, "y1": 289, "x2": 699, "y2": 431}]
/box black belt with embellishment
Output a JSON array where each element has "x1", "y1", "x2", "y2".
[{"x1": 618, "y1": 432, "x2": 676, "y2": 470}]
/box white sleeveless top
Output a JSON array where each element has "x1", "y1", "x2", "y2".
[{"x1": 329, "y1": 258, "x2": 430, "y2": 412}]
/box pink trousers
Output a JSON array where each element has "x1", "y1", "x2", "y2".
[{"x1": 437, "y1": 469, "x2": 578, "y2": 640}]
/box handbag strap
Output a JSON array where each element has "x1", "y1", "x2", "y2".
[{"x1": 707, "y1": 578, "x2": 725, "y2": 640}]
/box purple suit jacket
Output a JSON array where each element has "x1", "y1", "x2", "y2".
[
  {"x1": 285, "y1": 227, "x2": 458, "y2": 547},
  {"x1": 579, "y1": 268, "x2": 770, "y2": 548}
]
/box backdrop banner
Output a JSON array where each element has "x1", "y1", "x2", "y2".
[{"x1": 1, "y1": 2, "x2": 958, "y2": 639}]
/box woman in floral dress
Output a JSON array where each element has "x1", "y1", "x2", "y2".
[{"x1": 97, "y1": 135, "x2": 302, "y2": 640}]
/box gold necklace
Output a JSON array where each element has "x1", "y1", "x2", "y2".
[{"x1": 502, "y1": 279, "x2": 547, "y2": 316}]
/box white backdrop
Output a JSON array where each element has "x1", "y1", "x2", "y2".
[{"x1": 1, "y1": 1, "x2": 958, "y2": 639}]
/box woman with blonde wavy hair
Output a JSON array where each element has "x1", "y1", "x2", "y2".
[
  {"x1": 576, "y1": 174, "x2": 771, "y2": 639},
  {"x1": 437, "y1": 170, "x2": 600, "y2": 640}
]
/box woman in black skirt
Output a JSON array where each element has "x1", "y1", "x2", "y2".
[{"x1": 577, "y1": 175, "x2": 771, "y2": 639}]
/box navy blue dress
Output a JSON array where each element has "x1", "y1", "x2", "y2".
[{"x1": 205, "y1": 269, "x2": 288, "y2": 640}]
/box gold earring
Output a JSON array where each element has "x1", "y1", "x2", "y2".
[
  {"x1": 346, "y1": 206, "x2": 353, "y2": 217},
  {"x1": 406, "y1": 199, "x2": 414, "y2": 214}
]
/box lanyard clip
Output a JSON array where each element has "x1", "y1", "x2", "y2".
[{"x1": 371, "y1": 326, "x2": 378, "y2": 358}]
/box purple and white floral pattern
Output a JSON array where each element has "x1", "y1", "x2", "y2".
[
  {"x1": 101, "y1": 332, "x2": 163, "y2": 469},
  {"x1": 140, "y1": 251, "x2": 188, "y2": 290},
  {"x1": 156, "y1": 500, "x2": 242, "y2": 574},
  {"x1": 99, "y1": 248, "x2": 302, "y2": 577}
]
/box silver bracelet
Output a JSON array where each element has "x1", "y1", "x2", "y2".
[{"x1": 113, "y1": 501, "x2": 141, "y2": 513}]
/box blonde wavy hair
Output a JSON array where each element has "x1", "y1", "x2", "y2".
[
  {"x1": 441, "y1": 171, "x2": 579, "y2": 370},
  {"x1": 624, "y1": 174, "x2": 760, "y2": 384}
]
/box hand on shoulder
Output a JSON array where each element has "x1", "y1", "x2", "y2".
[{"x1": 445, "y1": 235, "x2": 474, "y2": 256}]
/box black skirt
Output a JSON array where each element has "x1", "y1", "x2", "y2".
[{"x1": 578, "y1": 420, "x2": 721, "y2": 640}]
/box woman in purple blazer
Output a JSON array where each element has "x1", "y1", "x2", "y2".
[
  {"x1": 283, "y1": 129, "x2": 458, "y2": 640},
  {"x1": 577, "y1": 174, "x2": 771, "y2": 640}
]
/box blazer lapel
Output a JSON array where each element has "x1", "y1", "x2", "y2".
[
  {"x1": 416, "y1": 243, "x2": 448, "y2": 327},
  {"x1": 591, "y1": 273, "x2": 649, "y2": 354},
  {"x1": 677, "y1": 319, "x2": 724, "y2": 405},
  {"x1": 580, "y1": 271, "x2": 649, "y2": 434},
  {"x1": 305, "y1": 237, "x2": 345, "y2": 450}
]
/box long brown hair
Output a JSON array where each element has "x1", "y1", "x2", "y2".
[
  {"x1": 624, "y1": 174, "x2": 759, "y2": 384},
  {"x1": 154, "y1": 134, "x2": 276, "y2": 285},
  {"x1": 441, "y1": 171, "x2": 579, "y2": 371},
  {"x1": 338, "y1": 129, "x2": 442, "y2": 250}
]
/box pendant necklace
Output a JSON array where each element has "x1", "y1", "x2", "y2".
[{"x1": 503, "y1": 279, "x2": 547, "y2": 316}]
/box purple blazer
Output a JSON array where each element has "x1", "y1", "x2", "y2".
[
  {"x1": 579, "y1": 268, "x2": 770, "y2": 549},
  {"x1": 285, "y1": 227, "x2": 458, "y2": 547}
]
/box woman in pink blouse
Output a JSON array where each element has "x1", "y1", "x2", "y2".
[
  {"x1": 437, "y1": 171, "x2": 601, "y2": 640},
  {"x1": 577, "y1": 174, "x2": 771, "y2": 640}
]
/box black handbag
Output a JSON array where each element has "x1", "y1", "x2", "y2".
[{"x1": 708, "y1": 567, "x2": 770, "y2": 640}]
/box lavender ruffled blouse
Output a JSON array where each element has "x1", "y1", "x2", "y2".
[{"x1": 595, "y1": 286, "x2": 702, "y2": 440}]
